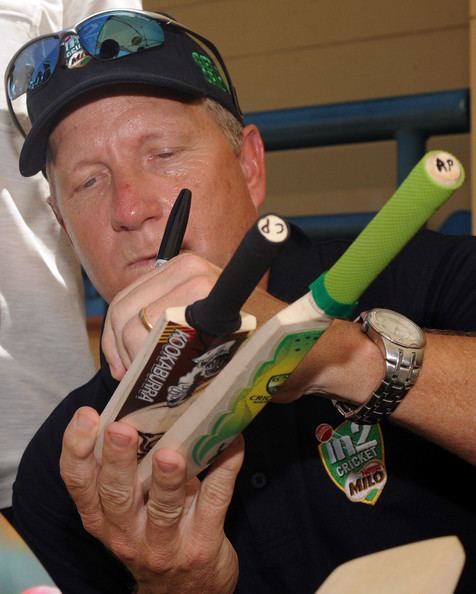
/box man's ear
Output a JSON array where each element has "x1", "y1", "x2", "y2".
[
  {"x1": 47, "y1": 195, "x2": 68, "y2": 235},
  {"x1": 239, "y1": 124, "x2": 266, "y2": 209}
]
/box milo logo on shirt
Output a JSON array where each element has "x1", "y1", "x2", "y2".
[{"x1": 317, "y1": 421, "x2": 387, "y2": 505}]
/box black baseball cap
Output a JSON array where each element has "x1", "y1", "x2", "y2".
[{"x1": 16, "y1": 15, "x2": 242, "y2": 177}]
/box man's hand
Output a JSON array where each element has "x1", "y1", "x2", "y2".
[
  {"x1": 60, "y1": 406, "x2": 244, "y2": 594},
  {"x1": 102, "y1": 253, "x2": 223, "y2": 379},
  {"x1": 101, "y1": 252, "x2": 284, "y2": 380}
]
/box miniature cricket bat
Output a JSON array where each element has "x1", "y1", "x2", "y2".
[
  {"x1": 314, "y1": 536, "x2": 465, "y2": 594},
  {"x1": 138, "y1": 150, "x2": 465, "y2": 484},
  {"x1": 95, "y1": 213, "x2": 290, "y2": 461}
]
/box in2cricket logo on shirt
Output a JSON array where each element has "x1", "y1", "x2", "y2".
[{"x1": 316, "y1": 421, "x2": 387, "y2": 505}]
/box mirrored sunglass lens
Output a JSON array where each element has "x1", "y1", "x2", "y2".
[
  {"x1": 79, "y1": 12, "x2": 165, "y2": 60},
  {"x1": 9, "y1": 37, "x2": 59, "y2": 100}
]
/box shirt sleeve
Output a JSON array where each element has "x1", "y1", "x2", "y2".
[
  {"x1": 358, "y1": 229, "x2": 476, "y2": 332},
  {"x1": 421, "y1": 232, "x2": 476, "y2": 330},
  {"x1": 63, "y1": 0, "x2": 144, "y2": 26}
]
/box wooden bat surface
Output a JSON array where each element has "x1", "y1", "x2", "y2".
[{"x1": 315, "y1": 536, "x2": 465, "y2": 594}]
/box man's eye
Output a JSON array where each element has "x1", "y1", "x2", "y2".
[
  {"x1": 150, "y1": 149, "x2": 176, "y2": 160},
  {"x1": 83, "y1": 177, "x2": 96, "y2": 189}
]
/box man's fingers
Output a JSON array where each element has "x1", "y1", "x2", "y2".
[
  {"x1": 102, "y1": 254, "x2": 221, "y2": 378},
  {"x1": 101, "y1": 268, "x2": 163, "y2": 378},
  {"x1": 194, "y1": 435, "x2": 245, "y2": 536},
  {"x1": 60, "y1": 407, "x2": 103, "y2": 534},
  {"x1": 147, "y1": 449, "x2": 188, "y2": 524},
  {"x1": 98, "y1": 422, "x2": 142, "y2": 519},
  {"x1": 101, "y1": 326, "x2": 127, "y2": 380}
]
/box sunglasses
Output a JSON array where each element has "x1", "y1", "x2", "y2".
[{"x1": 4, "y1": 8, "x2": 242, "y2": 138}]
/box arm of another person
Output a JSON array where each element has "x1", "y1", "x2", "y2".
[{"x1": 62, "y1": 0, "x2": 144, "y2": 25}]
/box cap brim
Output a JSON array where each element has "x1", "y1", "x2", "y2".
[{"x1": 20, "y1": 72, "x2": 205, "y2": 177}]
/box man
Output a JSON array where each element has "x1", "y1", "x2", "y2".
[{"x1": 6, "y1": 9, "x2": 476, "y2": 594}]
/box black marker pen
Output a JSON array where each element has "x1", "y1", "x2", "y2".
[{"x1": 155, "y1": 188, "x2": 192, "y2": 267}]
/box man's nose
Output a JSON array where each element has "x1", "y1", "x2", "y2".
[{"x1": 110, "y1": 176, "x2": 163, "y2": 231}]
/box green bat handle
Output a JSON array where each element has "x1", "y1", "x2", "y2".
[{"x1": 311, "y1": 150, "x2": 465, "y2": 316}]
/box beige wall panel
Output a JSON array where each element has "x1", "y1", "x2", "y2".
[
  {"x1": 236, "y1": 27, "x2": 468, "y2": 111},
  {"x1": 263, "y1": 141, "x2": 396, "y2": 215},
  {"x1": 145, "y1": 2, "x2": 468, "y2": 111},
  {"x1": 144, "y1": 0, "x2": 467, "y2": 56}
]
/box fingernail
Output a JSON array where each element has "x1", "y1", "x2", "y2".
[
  {"x1": 75, "y1": 411, "x2": 94, "y2": 432},
  {"x1": 155, "y1": 457, "x2": 177, "y2": 474},
  {"x1": 108, "y1": 431, "x2": 132, "y2": 448}
]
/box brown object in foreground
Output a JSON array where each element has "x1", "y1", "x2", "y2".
[{"x1": 315, "y1": 536, "x2": 465, "y2": 594}]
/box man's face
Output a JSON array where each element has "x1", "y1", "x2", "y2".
[{"x1": 47, "y1": 93, "x2": 265, "y2": 302}]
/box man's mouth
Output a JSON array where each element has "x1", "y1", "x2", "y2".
[{"x1": 127, "y1": 254, "x2": 158, "y2": 269}]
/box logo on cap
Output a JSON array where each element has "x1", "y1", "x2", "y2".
[{"x1": 191, "y1": 52, "x2": 229, "y2": 94}]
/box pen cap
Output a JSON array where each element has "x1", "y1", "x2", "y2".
[{"x1": 156, "y1": 188, "x2": 192, "y2": 264}]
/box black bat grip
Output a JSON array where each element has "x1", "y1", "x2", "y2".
[{"x1": 185, "y1": 214, "x2": 289, "y2": 336}]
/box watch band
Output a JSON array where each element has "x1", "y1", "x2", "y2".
[{"x1": 333, "y1": 310, "x2": 425, "y2": 425}]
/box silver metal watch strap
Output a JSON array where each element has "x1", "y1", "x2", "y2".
[{"x1": 332, "y1": 311, "x2": 424, "y2": 425}]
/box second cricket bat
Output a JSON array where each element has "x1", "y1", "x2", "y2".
[{"x1": 315, "y1": 536, "x2": 465, "y2": 594}]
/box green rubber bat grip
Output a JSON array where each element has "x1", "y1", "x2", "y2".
[{"x1": 310, "y1": 151, "x2": 465, "y2": 315}]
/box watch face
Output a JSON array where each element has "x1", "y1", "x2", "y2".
[{"x1": 368, "y1": 309, "x2": 424, "y2": 347}]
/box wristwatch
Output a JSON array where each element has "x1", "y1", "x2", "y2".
[{"x1": 333, "y1": 308, "x2": 426, "y2": 425}]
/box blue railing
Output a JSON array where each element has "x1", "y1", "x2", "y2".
[
  {"x1": 84, "y1": 89, "x2": 471, "y2": 316},
  {"x1": 246, "y1": 88, "x2": 471, "y2": 242},
  {"x1": 245, "y1": 88, "x2": 469, "y2": 183}
]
